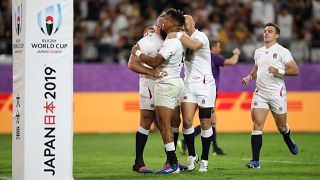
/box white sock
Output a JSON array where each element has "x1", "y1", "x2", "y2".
[
  {"x1": 183, "y1": 127, "x2": 194, "y2": 135},
  {"x1": 137, "y1": 126, "x2": 149, "y2": 135},
  {"x1": 164, "y1": 142, "x2": 175, "y2": 152},
  {"x1": 201, "y1": 128, "x2": 213, "y2": 138},
  {"x1": 172, "y1": 127, "x2": 179, "y2": 133},
  {"x1": 252, "y1": 130, "x2": 262, "y2": 135}
]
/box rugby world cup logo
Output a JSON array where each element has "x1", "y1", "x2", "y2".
[
  {"x1": 37, "y1": 3, "x2": 62, "y2": 36},
  {"x1": 14, "y1": 3, "x2": 23, "y2": 35}
]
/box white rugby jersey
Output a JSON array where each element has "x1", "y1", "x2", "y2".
[
  {"x1": 254, "y1": 43, "x2": 294, "y2": 94},
  {"x1": 137, "y1": 33, "x2": 163, "y2": 69},
  {"x1": 158, "y1": 37, "x2": 185, "y2": 82},
  {"x1": 184, "y1": 30, "x2": 213, "y2": 83}
]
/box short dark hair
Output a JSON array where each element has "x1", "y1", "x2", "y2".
[
  {"x1": 210, "y1": 40, "x2": 220, "y2": 49},
  {"x1": 165, "y1": 8, "x2": 185, "y2": 27},
  {"x1": 265, "y1": 23, "x2": 280, "y2": 35}
]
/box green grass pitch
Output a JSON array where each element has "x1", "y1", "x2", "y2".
[{"x1": 1, "y1": 132, "x2": 320, "y2": 179}]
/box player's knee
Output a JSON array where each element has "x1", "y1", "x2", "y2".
[
  {"x1": 252, "y1": 119, "x2": 264, "y2": 130},
  {"x1": 183, "y1": 119, "x2": 193, "y2": 129},
  {"x1": 171, "y1": 114, "x2": 181, "y2": 127},
  {"x1": 200, "y1": 119, "x2": 211, "y2": 129},
  {"x1": 253, "y1": 123, "x2": 263, "y2": 130},
  {"x1": 199, "y1": 107, "x2": 212, "y2": 119},
  {"x1": 276, "y1": 124, "x2": 287, "y2": 133},
  {"x1": 140, "y1": 118, "x2": 153, "y2": 129},
  {"x1": 171, "y1": 121, "x2": 181, "y2": 128},
  {"x1": 140, "y1": 122, "x2": 152, "y2": 130}
]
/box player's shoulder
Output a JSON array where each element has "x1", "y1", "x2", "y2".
[
  {"x1": 254, "y1": 46, "x2": 265, "y2": 53},
  {"x1": 272, "y1": 43, "x2": 292, "y2": 58},
  {"x1": 138, "y1": 33, "x2": 162, "y2": 48},
  {"x1": 212, "y1": 54, "x2": 225, "y2": 62},
  {"x1": 137, "y1": 36, "x2": 149, "y2": 45},
  {"x1": 164, "y1": 37, "x2": 180, "y2": 45},
  {"x1": 139, "y1": 33, "x2": 161, "y2": 44},
  {"x1": 192, "y1": 30, "x2": 209, "y2": 46},
  {"x1": 196, "y1": 29, "x2": 206, "y2": 36},
  {"x1": 193, "y1": 30, "x2": 208, "y2": 39},
  {"x1": 275, "y1": 43, "x2": 290, "y2": 53},
  {"x1": 148, "y1": 33, "x2": 162, "y2": 40}
]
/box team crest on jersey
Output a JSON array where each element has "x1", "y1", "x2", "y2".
[
  {"x1": 273, "y1": 53, "x2": 277, "y2": 59},
  {"x1": 279, "y1": 107, "x2": 283, "y2": 111},
  {"x1": 184, "y1": 96, "x2": 187, "y2": 100},
  {"x1": 253, "y1": 102, "x2": 258, "y2": 106}
]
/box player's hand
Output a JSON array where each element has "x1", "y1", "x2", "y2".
[
  {"x1": 152, "y1": 67, "x2": 167, "y2": 78},
  {"x1": 143, "y1": 26, "x2": 155, "y2": 36},
  {"x1": 233, "y1": 48, "x2": 241, "y2": 55},
  {"x1": 268, "y1": 66, "x2": 279, "y2": 74},
  {"x1": 242, "y1": 75, "x2": 252, "y2": 86},
  {"x1": 131, "y1": 44, "x2": 140, "y2": 55}
]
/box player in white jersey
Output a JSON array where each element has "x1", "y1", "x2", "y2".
[
  {"x1": 131, "y1": 8, "x2": 185, "y2": 174},
  {"x1": 173, "y1": 15, "x2": 215, "y2": 172},
  {"x1": 128, "y1": 13, "x2": 187, "y2": 173},
  {"x1": 242, "y1": 23, "x2": 299, "y2": 169},
  {"x1": 128, "y1": 14, "x2": 166, "y2": 174}
]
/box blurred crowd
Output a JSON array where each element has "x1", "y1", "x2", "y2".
[{"x1": 1, "y1": 0, "x2": 320, "y2": 64}]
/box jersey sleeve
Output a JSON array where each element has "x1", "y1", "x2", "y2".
[
  {"x1": 193, "y1": 33, "x2": 207, "y2": 46},
  {"x1": 158, "y1": 42, "x2": 174, "y2": 60},
  {"x1": 190, "y1": 31, "x2": 209, "y2": 49},
  {"x1": 254, "y1": 49, "x2": 258, "y2": 65},
  {"x1": 282, "y1": 48, "x2": 294, "y2": 64},
  {"x1": 137, "y1": 36, "x2": 152, "y2": 56}
]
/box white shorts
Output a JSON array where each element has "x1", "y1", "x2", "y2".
[
  {"x1": 154, "y1": 78, "x2": 184, "y2": 109},
  {"x1": 251, "y1": 90, "x2": 287, "y2": 114},
  {"x1": 182, "y1": 78, "x2": 216, "y2": 108},
  {"x1": 139, "y1": 78, "x2": 155, "y2": 110}
]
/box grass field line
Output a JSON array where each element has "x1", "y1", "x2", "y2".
[
  {"x1": 0, "y1": 176, "x2": 11, "y2": 180},
  {"x1": 241, "y1": 158, "x2": 320, "y2": 165}
]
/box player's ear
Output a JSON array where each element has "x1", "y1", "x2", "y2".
[{"x1": 275, "y1": 33, "x2": 279, "y2": 39}]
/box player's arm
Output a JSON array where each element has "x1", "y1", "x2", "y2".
[
  {"x1": 138, "y1": 54, "x2": 164, "y2": 68},
  {"x1": 128, "y1": 54, "x2": 154, "y2": 76},
  {"x1": 242, "y1": 65, "x2": 258, "y2": 85},
  {"x1": 128, "y1": 54, "x2": 166, "y2": 78},
  {"x1": 224, "y1": 48, "x2": 241, "y2": 65},
  {"x1": 131, "y1": 44, "x2": 164, "y2": 68},
  {"x1": 285, "y1": 60, "x2": 299, "y2": 76},
  {"x1": 176, "y1": 32, "x2": 203, "y2": 51},
  {"x1": 268, "y1": 60, "x2": 299, "y2": 76}
]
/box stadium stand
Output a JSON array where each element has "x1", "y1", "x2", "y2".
[{"x1": 1, "y1": 0, "x2": 320, "y2": 63}]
